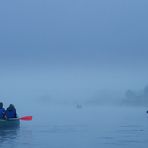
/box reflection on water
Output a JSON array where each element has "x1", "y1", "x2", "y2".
[{"x1": 0, "y1": 126, "x2": 20, "y2": 145}]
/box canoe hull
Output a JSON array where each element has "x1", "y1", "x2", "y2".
[{"x1": 0, "y1": 119, "x2": 20, "y2": 128}]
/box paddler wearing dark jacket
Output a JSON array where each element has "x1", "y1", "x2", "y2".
[
  {"x1": 5, "y1": 104, "x2": 17, "y2": 119},
  {"x1": 0, "y1": 102, "x2": 5, "y2": 119}
]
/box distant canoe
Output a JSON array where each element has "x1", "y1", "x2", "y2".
[{"x1": 0, "y1": 118, "x2": 20, "y2": 128}]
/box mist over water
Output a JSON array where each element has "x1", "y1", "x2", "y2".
[
  {"x1": 0, "y1": 66, "x2": 148, "y2": 107},
  {"x1": 1, "y1": 0, "x2": 148, "y2": 147},
  {"x1": 1, "y1": 65, "x2": 148, "y2": 148}
]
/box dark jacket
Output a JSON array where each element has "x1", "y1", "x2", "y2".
[
  {"x1": 0, "y1": 108, "x2": 5, "y2": 119},
  {"x1": 5, "y1": 105, "x2": 17, "y2": 119}
]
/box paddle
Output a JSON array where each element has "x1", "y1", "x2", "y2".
[{"x1": 19, "y1": 116, "x2": 32, "y2": 121}]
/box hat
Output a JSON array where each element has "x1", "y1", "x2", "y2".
[{"x1": 0, "y1": 102, "x2": 3, "y2": 108}]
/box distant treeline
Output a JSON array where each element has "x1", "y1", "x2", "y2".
[{"x1": 124, "y1": 86, "x2": 148, "y2": 106}]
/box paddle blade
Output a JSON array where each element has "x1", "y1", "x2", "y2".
[{"x1": 20, "y1": 116, "x2": 32, "y2": 121}]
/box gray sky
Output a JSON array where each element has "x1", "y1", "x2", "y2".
[
  {"x1": 0, "y1": 0, "x2": 148, "y2": 101},
  {"x1": 0, "y1": 0, "x2": 148, "y2": 67}
]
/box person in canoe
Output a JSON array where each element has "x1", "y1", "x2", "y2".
[
  {"x1": 0, "y1": 102, "x2": 5, "y2": 119},
  {"x1": 5, "y1": 104, "x2": 17, "y2": 119}
]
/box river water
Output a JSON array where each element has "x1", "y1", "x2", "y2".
[{"x1": 0, "y1": 106, "x2": 148, "y2": 148}]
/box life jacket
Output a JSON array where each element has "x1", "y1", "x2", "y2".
[
  {"x1": 5, "y1": 109, "x2": 17, "y2": 119},
  {"x1": 0, "y1": 108, "x2": 5, "y2": 119}
]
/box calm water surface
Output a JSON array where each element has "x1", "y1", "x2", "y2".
[{"x1": 0, "y1": 106, "x2": 148, "y2": 148}]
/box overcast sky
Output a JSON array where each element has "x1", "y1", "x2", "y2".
[{"x1": 0, "y1": 0, "x2": 148, "y2": 101}]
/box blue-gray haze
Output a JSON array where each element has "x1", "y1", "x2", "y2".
[
  {"x1": 1, "y1": 1, "x2": 148, "y2": 148},
  {"x1": 0, "y1": 0, "x2": 148, "y2": 104}
]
